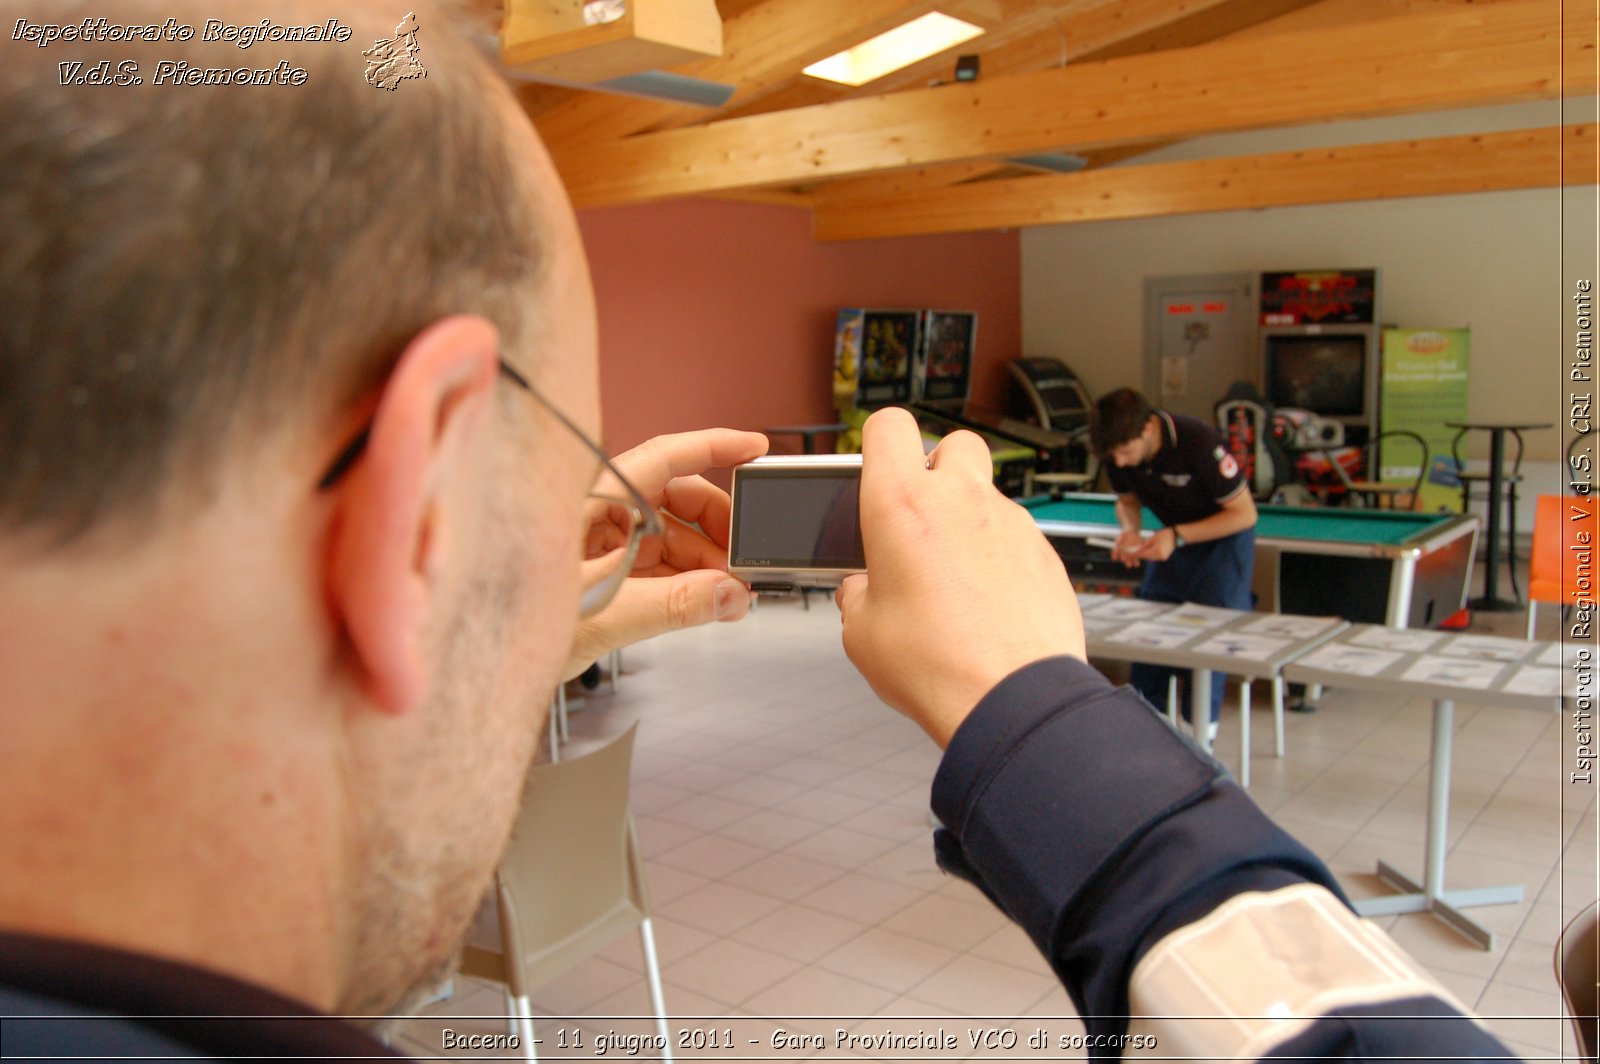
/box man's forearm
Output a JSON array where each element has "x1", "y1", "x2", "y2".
[
  {"x1": 1114, "y1": 497, "x2": 1144, "y2": 535},
  {"x1": 1170, "y1": 497, "x2": 1255, "y2": 544},
  {"x1": 932, "y1": 659, "x2": 1517, "y2": 1063}
]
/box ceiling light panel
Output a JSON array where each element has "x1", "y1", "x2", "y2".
[{"x1": 803, "y1": 12, "x2": 985, "y2": 87}]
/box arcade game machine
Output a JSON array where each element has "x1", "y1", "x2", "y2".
[
  {"x1": 833, "y1": 308, "x2": 1038, "y2": 494},
  {"x1": 905, "y1": 310, "x2": 1038, "y2": 495},
  {"x1": 908, "y1": 331, "x2": 1091, "y2": 489},
  {"x1": 1259, "y1": 269, "x2": 1381, "y2": 501},
  {"x1": 1005, "y1": 357, "x2": 1098, "y2": 488},
  {"x1": 1006, "y1": 358, "x2": 1129, "y2": 593},
  {"x1": 1008, "y1": 356, "x2": 1096, "y2": 435},
  {"x1": 831, "y1": 307, "x2": 918, "y2": 453}
]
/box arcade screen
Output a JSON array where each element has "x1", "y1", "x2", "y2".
[
  {"x1": 917, "y1": 310, "x2": 977, "y2": 403},
  {"x1": 1264, "y1": 334, "x2": 1367, "y2": 417},
  {"x1": 837, "y1": 309, "x2": 919, "y2": 407}
]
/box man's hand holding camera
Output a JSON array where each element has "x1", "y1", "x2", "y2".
[
  {"x1": 836, "y1": 408, "x2": 1087, "y2": 748},
  {"x1": 564, "y1": 428, "x2": 767, "y2": 680}
]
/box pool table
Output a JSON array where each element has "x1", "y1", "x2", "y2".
[{"x1": 1022, "y1": 493, "x2": 1480, "y2": 629}]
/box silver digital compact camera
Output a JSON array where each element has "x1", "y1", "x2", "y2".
[{"x1": 728, "y1": 455, "x2": 865, "y2": 589}]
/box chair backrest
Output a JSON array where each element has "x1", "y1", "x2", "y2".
[
  {"x1": 1367, "y1": 430, "x2": 1430, "y2": 507},
  {"x1": 1452, "y1": 425, "x2": 1526, "y2": 477},
  {"x1": 1214, "y1": 382, "x2": 1289, "y2": 501},
  {"x1": 475, "y1": 724, "x2": 648, "y2": 998},
  {"x1": 1557, "y1": 901, "x2": 1599, "y2": 1063},
  {"x1": 1530, "y1": 494, "x2": 1599, "y2": 605}
]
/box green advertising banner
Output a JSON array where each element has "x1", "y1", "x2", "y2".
[{"x1": 1380, "y1": 328, "x2": 1470, "y2": 512}]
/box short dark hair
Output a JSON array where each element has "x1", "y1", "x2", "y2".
[
  {"x1": 0, "y1": 0, "x2": 545, "y2": 551},
  {"x1": 1090, "y1": 388, "x2": 1154, "y2": 456}
]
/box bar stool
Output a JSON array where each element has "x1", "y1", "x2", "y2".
[{"x1": 1335, "y1": 430, "x2": 1430, "y2": 510}]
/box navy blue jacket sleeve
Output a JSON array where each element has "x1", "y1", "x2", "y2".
[{"x1": 929, "y1": 655, "x2": 1519, "y2": 1061}]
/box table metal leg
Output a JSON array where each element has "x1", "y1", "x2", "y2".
[
  {"x1": 1239, "y1": 679, "x2": 1252, "y2": 788},
  {"x1": 1387, "y1": 555, "x2": 1416, "y2": 628},
  {"x1": 1272, "y1": 675, "x2": 1286, "y2": 758},
  {"x1": 1470, "y1": 428, "x2": 1520, "y2": 612},
  {"x1": 1350, "y1": 699, "x2": 1525, "y2": 949},
  {"x1": 1194, "y1": 667, "x2": 1213, "y2": 754}
]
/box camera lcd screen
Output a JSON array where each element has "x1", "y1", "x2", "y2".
[{"x1": 731, "y1": 470, "x2": 864, "y2": 569}]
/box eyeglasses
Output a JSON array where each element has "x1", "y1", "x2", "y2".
[{"x1": 318, "y1": 359, "x2": 662, "y2": 619}]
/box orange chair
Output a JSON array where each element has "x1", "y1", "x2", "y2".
[{"x1": 1528, "y1": 493, "x2": 1599, "y2": 638}]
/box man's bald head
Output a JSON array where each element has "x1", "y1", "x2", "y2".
[{"x1": 0, "y1": 0, "x2": 549, "y2": 550}]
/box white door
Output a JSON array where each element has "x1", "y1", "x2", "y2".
[{"x1": 1142, "y1": 274, "x2": 1257, "y2": 421}]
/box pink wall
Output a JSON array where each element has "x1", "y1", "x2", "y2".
[{"x1": 576, "y1": 198, "x2": 1021, "y2": 456}]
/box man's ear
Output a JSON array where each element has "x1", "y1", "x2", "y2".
[{"x1": 325, "y1": 315, "x2": 501, "y2": 716}]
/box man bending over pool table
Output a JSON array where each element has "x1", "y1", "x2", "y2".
[{"x1": 1091, "y1": 388, "x2": 1259, "y2": 735}]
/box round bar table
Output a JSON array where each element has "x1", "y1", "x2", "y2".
[{"x1": 1446, "y1": 421, "x2": 1551, "y2": 612}]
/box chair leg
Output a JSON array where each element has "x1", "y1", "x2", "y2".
[
  {"x1": 504, "y1": 989, "x2": 537, "y2": 1063},
  {"x1": 1527, "y1": 600, "x2": 1538, "y2": 641},
  {"x1": 639, "y1": 918, "x2": 673, "y2": 1064},
  {"x1": 548, "y1": 699, "x2": 559, "y2": 763},
  {"x1": 1505, "y1": 486, "x2": 1521, "y2": 601},
  {"x1": 501, "y1": 986, "x2": 517, "y2": 1040},
  {"x1": 514, "y1": 995, "x2": 537, "y2": 1064}
]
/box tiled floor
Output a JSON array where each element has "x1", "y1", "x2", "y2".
[{"x1": 392, "y1": 555, "x2": 1597, "y2": 1062}]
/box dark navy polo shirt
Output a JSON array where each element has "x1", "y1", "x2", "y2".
[{"x1": 1104, "y1": 410, "x2": 1247, "y2": 528}]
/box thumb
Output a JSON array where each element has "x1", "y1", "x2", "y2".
[
  {"x1": 563, "y1": 572, "x2": 753, "y2": 681},
  {"x1": 835, "y1": 572, "x2": 868, "y2": 618},
  {"x1": 595, "y1": 570, "x2": 754, "y2": 638}
]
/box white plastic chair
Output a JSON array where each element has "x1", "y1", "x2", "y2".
[{"x1": 461, "y1": 724, "x2": 670, "y2": 1062}]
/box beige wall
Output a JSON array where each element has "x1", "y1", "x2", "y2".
[{"x1": 1020, "y1": 185, "x2": 1594, "y2": 468}]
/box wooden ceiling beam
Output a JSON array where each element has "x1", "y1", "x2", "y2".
[
  {"x1": 704, "y1": 187, "x2": 818, "y2": 207},
  {"x1": 804, "y1": 160, "x2": 1016, "y2": 202},
  {"x1": 811, "y1": 124, "x2": 1596, "y2": 239},
  {"x1": 1071, "y1": 0, "x2": 1349, "y2": 62},
  {"x1": 1224, "y1": 0, "x2": 1529, "y2": 38},
  {"x1": 811, "y1": 140, "x2": 1189, "y2": 203},
  {"x1": 709, "y1": 0, "x2": 1327, "y2": 125},
  {"x1": 706, "y1": 0, "x2": 1093, "y2": 123},
  {"x1": 531, "y1": 0, "x2": 1002, "y2": 149},
  {"x1": 551, "y1": 0, "x2": 1591, "y2": 206}
]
